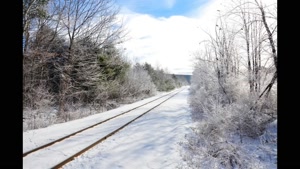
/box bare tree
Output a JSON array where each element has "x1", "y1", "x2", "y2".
[
  {"x1": 23, "y1": 0, "x2": 68, "y2": 116},
  {"x1": 186, "y1": 1, "x2": 277, "y2": 167},
  {"x1": 56, "y1": 0, "x2": 123, "y2": 57},
  {"x1": 254, "y1": 0, "x2": 277, "y2": 98},
  {"x1": 23, "y1": 0, "x2": 127, "y2": 122},
  {"x1": 49, "y1": 0, "x2": 125, "y2": 115},
  {"x1": 199, "y1": 14, "x2": 240, "y2": 104},
  {"x1": 23, "y1": 0, "x2": 50, "y2": 52},
  {"x1": 224, "y1": 0, "x2": 276, "y2": 97}
]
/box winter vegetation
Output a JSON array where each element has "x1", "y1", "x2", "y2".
[
  {"x1": 23, "y1": 0, "x2": 188, "y2": 131},
  {"x1": 23, "y1": 0, "x2": 277, "y2": 168},
  {"x1": 181, "y1": 0, "x2": 277, "y2": 168}
]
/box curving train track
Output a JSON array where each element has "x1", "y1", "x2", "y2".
[{"x1": 23, "y1": 87, "x2": 185, "y2": 169}]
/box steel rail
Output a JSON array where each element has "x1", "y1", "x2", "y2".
[
  {"x1": 51, "y1": 88, "x2": 184, "y2": 169},
  {"x1": 23, "y1": 90, "x2": 177, "y2": 157}
]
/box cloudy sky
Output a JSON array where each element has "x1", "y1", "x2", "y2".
[{"x1": 114, "y1": 0, "x2": 225, "y2": 75}]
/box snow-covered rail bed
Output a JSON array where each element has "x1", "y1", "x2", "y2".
[
  {"x1": 23, "y1": 87, "x2": 186, "y2": 169},
  {"x1": 23, "y1": 89, "x2": 176, "y2": 157}
]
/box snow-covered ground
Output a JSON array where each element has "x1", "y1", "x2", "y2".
[
  {"x1": 24, "y1": 89, "x2": 176, "y2": 153},
  {"x1": 63, "y1": 87, "x2": 192, "y2": 169},
  {"x1": 23, "y1": 87, "x2": 193, "y2": 169}
]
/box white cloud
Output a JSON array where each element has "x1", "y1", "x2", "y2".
[
  {"x1": 116, "y1": 0, "x2": 276, "y2": 75},
  {"x1": 117, "y1": 12, "x2": 203, "y2": 75},
  {"x1": 116, "y1": 2, "x2": 220, "y2": 75}
]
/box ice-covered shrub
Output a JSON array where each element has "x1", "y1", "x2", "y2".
[
  {"x1": 122, "y1": 64, "x2": 157, "y2": 98},
  {"x1": 23, "y1": 85, "x2": 58, "y2": 131},
  {"x1": 183, "y1": 59, "x2": 277, "y2": 168}
]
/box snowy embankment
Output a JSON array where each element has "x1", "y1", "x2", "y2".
[
  {"x1": 24, "y1": 89, "x2": 174, "y2": 153},
  {"x1": 182, "y1": 119, "x2": 276, "y2": 169},
  {"x1": 23, "y1": 87, "x2": 193, "y2": 169}
]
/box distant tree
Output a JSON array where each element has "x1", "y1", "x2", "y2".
[
  {"x1": 142, "y1": 63, "x2": 177, "y2": 91},
  {"x1": 122, "y1": 63, "x2": 156, "y2": 97}
]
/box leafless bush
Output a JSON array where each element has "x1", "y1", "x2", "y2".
[
  {"x1": 180, "y1": 117, "x2": 274, "y2": 169},
  {"x1": 122, "y1": 64, "x2": 157, "y2": 98},
  {"x1": 185, "y1": 86, "x2": 276, "y2": 168},
  {"x1": 186, "y1": 67, "x2": 276, "y2": 168},
  {"x1": 23, "y1": 108, "x2": 58, "y2": 132},
  {"x1": 184, "y1": 0, "x2": 277, "y2": 167},
  {"x1": 23, "y1": 84, "x2": 57, "y2": 131}
]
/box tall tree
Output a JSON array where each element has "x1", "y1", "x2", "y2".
[
  {"x1": 51, "y1": 0, "x2": 125, "y2": 114},
  {"x1": 254, "y1": 0, "x2": 277, "y2": 98},
  {"x1": 23, "y1": 0, "x2": 49, "y2": 52}
]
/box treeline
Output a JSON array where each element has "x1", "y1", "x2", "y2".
[
  {"x1": 23, "y1": 0, "x2": 187, "y2": 131},
  {"x1": 183, "y1": 0, "x2": 277, "y2": 168}
]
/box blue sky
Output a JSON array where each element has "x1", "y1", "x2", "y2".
[
  {"x1": 114, "y1": 0, "x2": 276, "y2": 75},
  {"x1": 114, "y1": 0, "x2": 222, "y2": 75},
  {"x1": 116, "y1": 0, "x2": 209, "y2": 18}
]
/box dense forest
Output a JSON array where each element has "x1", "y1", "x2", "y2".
[{"x1": 23, "y1": 0, "x2": 188, "y2": 131}]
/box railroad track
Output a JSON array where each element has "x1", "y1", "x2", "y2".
[
  {"x1": 23, "y1": 87, "x2": 185, "y2": 169},
  {"x1": 23, "y1": 90, "x2": 174, "y2": 158}
]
